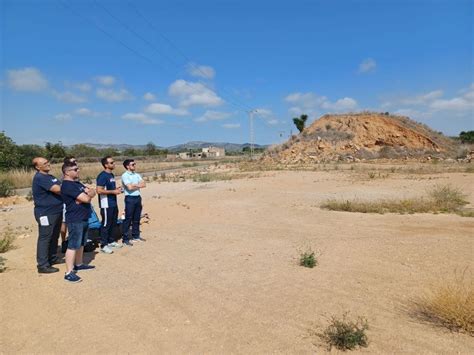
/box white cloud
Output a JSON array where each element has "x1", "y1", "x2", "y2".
[
  {"x1": 393, "y1": 109, "x2": 432, "y2": 119},
  {"x1": 194, "y1": 110, "x2": 231, "y2": 122},
  {"x1": 54, "y1": 113, "x2": 72, "y2": 122},
  {"x1": 143, "y1": 92, "x2": 156, "y2": 101},
  {"x1": 186, "y1": 63, "x2": 216, "y2": 79},
  {"x1": 7, "y1": 67, "x2": 48, "y2": 91},
  {"x1": 401, "y1": 90, "x2": 444, "y2": 105},
  {"x1": 285, "y1": 92, "x2": 357, "y2": 114},
  {"x1": 222, "y1": 123, "x2": 240, "y2": 129},
  {"x1": 144, "y1": 103, "x2": 189, "y2": 116},
  {"x1": 322, "y1": 97, "x2": 358, "y2": 111},
  {"x1": 267, "y1": 119, "x2": 279, "y2": 125},
  {"x1": 74, "y1": 107, "x2": 109, "y2": 117},
  {"x1": 358, "y1": 58, "x2": 377, "y2": 73},
  {"x1": 95, "y1": 76, "x2": 116, "y2": 86},
  {"x1": 53, "y1": 90, "x2": 87, "y2": 104},
  {"x1": 96, "y1": 88, "x2": 132, "y2": 102},
  {"x1": 122, "y1": 113, "x2": 163, "y2": 125},
  {"x1": 65, "y1": 81, "x2": 92, "y2": 92},
  {"x1": 255, "y1": 108, "x2": 272, "y2": 117},
  {"x1": 169, "y1": 79, "x2": 224, "y2": 107},
  {"x1": 429, "y1": 97, "x2": 473, "y2": 111}
]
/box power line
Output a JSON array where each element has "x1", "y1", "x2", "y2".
[{"x1": 127, "y1": 1, "x2": 253, "y2": 111}]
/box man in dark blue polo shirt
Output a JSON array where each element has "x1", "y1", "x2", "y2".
[
  {"x1": 61, "y1": 162, "x2": 96, "y2": 283},
  {"x1": 32, "y1": 157, "x2": 63, "y2": 274},
  {"x1": 96, "y1": 156, "x2": 123, "y2": 254}
]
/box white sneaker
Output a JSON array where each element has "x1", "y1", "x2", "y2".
[
  {"x1": 108, "y1": 242, "x2": 123, "y2": 249},
  {"x1": 100, "y1": 245, "x2": 114, "y2": 254}
]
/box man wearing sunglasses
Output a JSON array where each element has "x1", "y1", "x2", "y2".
[
  {"x1": 61, "y1": 162, "x2": 96, "y2": 283},
  {"x1": 32, "y1": 157, "x2": 63, "y2": 274},
  {"x1": 96, "y1": 156, "x2": 123, "y2": 254},
  {"x1": 121, "y1": 159, "x2": 146, "y2": 246}
]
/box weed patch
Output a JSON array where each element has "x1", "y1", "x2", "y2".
[
  {"x1": 0, "y1": 178, "x2": 14, "y2": 197},
  {"x1": 321, "y1": 313, "x2": 369, "y2": 351},
  {"x1": 299, "y1": 249, "x2": 317, "y2": 268},
  {"x1": 321, "y1": 184, "x2": 469, "y2": 215},
  {"x1": 0, "y1": 225, "x2": 16, "y2": 253}
]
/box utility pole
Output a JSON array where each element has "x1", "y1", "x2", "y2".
[{"x1": 247, "y1": 109, "x2": 258, "y2": 159}]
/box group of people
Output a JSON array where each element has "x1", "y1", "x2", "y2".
[{"x1": 32, "y1": 156, "x2": 146, "y2": 283}]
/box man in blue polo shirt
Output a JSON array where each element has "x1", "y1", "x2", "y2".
[
  {"x1": 61, "y1": 162, "x2": 96, "y2": 283},
  {"x1": 96, "y1": 156, "x2": 123, "y2": 254},
  {"x1": 121, "y1": 159, "x2": 146, "y2": 246},
  {"x1": 32, "y1": 157, "x2": 63, "y2": 274}
]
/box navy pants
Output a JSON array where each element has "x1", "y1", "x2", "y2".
[
  {"x1": 100, "y1": 206, "x2": 118, "y2": 247},
  {"x1": 122, "y1": 196, "x2": 142, "y2": 242},
  {"x1": 35, "y1": 213, "x2": 62, "y2": 269}
]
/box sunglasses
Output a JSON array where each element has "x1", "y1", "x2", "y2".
[
  {"x1": 129, "y1": 163, "x2": 136, "y2": 166},
  {"x1": 68, "y1": 167, "x2": 79, "y2": 172},
  {"x1": 108, "y1": 161, "x2": 115, "y2": 164}
]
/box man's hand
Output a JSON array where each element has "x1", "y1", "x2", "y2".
[
  {"x1": 114, "y1": 187, "x2": 123, "y2": 195},
  {"x1": 138, "y1": 180, "x2": 146, "y2": 188},
  {"x1": 86, "y1": 188, "x2": 96, "y2": 198}
]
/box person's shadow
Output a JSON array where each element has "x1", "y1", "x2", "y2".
[{"x1": 83, "y1": 250, "x2": 98, "y2": 264}]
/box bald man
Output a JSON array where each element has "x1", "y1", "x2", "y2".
[{"x1": 32, "y1": 157, "x2": 63, "y2": 273}]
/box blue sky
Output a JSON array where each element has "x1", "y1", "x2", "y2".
[{"x1": 1, "y1": 0, "x2": 472, "y2": 146}]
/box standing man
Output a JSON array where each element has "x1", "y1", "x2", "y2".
[
  {"x1": 60, "y1": 156, "x2": 77, "y2": 253},
  {"x1": 121, "y1": 159, "x2": 146, "y2": 246},
  {"x1": 32, "y1": 157, "x2": 63, "y2": 274},
  {"x1": 61, "y1": 162, "x2": 96, "y2": 283},
  {"x1": 96, "y1": 156, "x2": 123, "y2": 254}
]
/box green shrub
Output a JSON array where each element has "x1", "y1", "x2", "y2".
[
  {"x1": 0, "y1": 256, "x2": 6, "y2": 273},
  {"x1": 0, "y1": 178, "x2": 14, "y2": 197},
  {"x1": 300, "y1": 250, "x2": 317, "y2": 268},
  {"x1": 322, "y1": 313, "x2": 369, "y2": 351}
]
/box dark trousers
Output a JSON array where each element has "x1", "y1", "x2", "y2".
[
  {"x1": 123, "y1": 195, "x2": 142, "y2": 242},
  {"x1": 100, "y1": 206, "x2": 118, "y2": 247},
  {"x1": 35, "y1": 213, "x2": 62, "y2": 269}
]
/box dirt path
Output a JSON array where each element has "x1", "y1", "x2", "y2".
[{"x1": 1, "y1": 169, "x2": 473, "y2": 353}]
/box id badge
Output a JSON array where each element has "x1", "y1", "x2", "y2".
[{"x1": 39, "y1": 216, "x2": 49, "y2": 226}]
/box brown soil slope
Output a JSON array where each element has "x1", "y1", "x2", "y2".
[{"x1": 264, "y1": 113, "x2": 456, "y2": 164}]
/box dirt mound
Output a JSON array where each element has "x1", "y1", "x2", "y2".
[{"x1": 264, "y1": 112, "x2": 457, "y2": 164}]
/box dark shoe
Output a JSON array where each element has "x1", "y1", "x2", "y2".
[
  {"x1": 132, "y1": 237, "x2": 146, "y2": 242},
  {"x1": 64, "y1": 272, "x2": 82, "y2": 283},
  {"x1": 73, "y1": 264, "x2": 96, "y2": 272},
  {"x1": 38, "y1": 266, "x2": 60, "y2": 274},
  {"x1": 123, "y1": 241, "x2": 133, "y2": 247}
]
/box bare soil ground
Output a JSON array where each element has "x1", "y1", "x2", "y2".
[{"x1": 1, "y1": 166, "x2": 473, "y2": 354}]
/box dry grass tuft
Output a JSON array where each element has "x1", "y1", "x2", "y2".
[
  {"x1": 411, "y1": 269, "x2": 473, "y2": 335},
  {"x1": 0, "y1": 225, "x2": 16, "y2": 253}
]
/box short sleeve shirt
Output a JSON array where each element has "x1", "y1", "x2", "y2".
[
  {"x1": 32, "y1": 172, "x2": 63, "y2": 217},
  {"x1": 96, "y1": 171, "x2": 117, "y2": 208},
  {"x1": 61, "y1": 180, "x2": 91, "y2": 223},
  {"x1": 121, "y1": 171, "x2": 143, "y2": 196}
]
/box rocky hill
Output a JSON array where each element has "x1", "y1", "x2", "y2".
[{"x1": 264, "y1": 112, "x2": 458, "y2": 164}]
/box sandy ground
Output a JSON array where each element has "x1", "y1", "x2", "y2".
[{"x1": 0, "y1": 168, "x2": 473, "y2": 354}]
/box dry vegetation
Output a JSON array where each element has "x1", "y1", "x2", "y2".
[
  {"x1": 410, "y1": 270, "x2": 473, "y2": 335},
  {"x1": 321, "y1": 184, "x2": 471, "y2": 216},
  {"x1": 0, "y1": 159, "x2": 214, "y2": 189}
]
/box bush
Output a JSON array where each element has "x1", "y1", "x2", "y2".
[
  {"x1": 0, "y1": 178, "x2": 14, "y2": 197},
  {"x1": 322, "y1": 313, "x2": 369, "y2": 351},
  {"x1": 428, "y1": 184, "x2": 468, "y2": 212},
  {"x1": 0, "y1": 256, "x2": 6, "y2": 273},
  {"x1": 299, "y1": 250, "x2": 317, "y2": 268},
  {"x1": 0, "y1": 225, "x2": 16, "y2": 253},
  {"x1": 411, "y1": 270, "x2": 473, "y2": 335}
]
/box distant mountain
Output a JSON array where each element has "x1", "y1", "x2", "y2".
[{"x1": 76, "y1": 141, "x2": 266, "y2": 152}]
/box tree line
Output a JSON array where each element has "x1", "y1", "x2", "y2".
[{"x1": 0, "y1": 132, "x2": 168, "y2": 171}]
